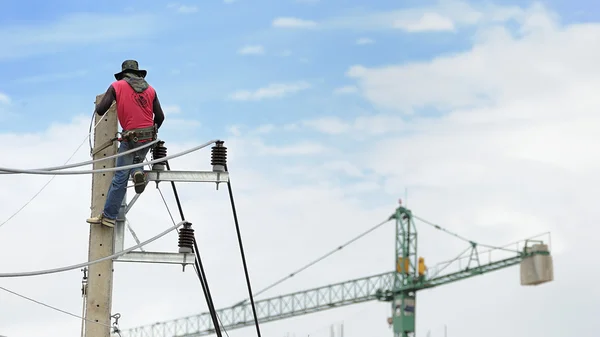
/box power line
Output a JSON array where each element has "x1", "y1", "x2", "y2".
[
  {"x1": 233, "y1": 216, "x2": 393, "y2": 306},
  {"x1": 0, "y1": 139, "x2": 158, "y2": 176},
  {"x1": 0, "y1": 220, "x2": 185, "y2": 278},
  {"x1": 0, "y1": 139, "x2": 219, "y2": 175},
  {"x1": 0, "y1": 115, "x2": 105, "y2": 229},
  {"x1": 0, "y1": 285, "x2": 112, "y2": 328},
  {"x1": 157, "y1": 185, "x2": 230, "y2": 337},
  {"x1": 223, "y1": 164, "x2": 261, "y2": 337}
]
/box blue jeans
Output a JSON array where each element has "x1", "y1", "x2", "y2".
[{"x1": 102, "y1": 140, "x2": 150, "y2": 220}]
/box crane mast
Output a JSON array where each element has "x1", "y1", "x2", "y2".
[{"x1": 392, "y1": 203, "x2": 418, "y2": 336}]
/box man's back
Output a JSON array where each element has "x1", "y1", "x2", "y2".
[{"x1": 112, "y1": 79, "x2": 156, "y2": 131}]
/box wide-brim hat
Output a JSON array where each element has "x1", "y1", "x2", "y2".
[{"x1": 114, "y1": 59, "x2": 147, "y2": 80}]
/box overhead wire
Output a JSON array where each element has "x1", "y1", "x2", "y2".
[
  {"x1": 233, "y1": 216, "x2": 393, "y2": 306},
  {"x1": 0, "y1": 111, "x2": 152, "y2": 230},
  {"x1": 157, "y1": 182, "x2": 229, "y2": 337},
  {"x1": 223, "y1": 164, "x2": 261, "y2": 337},
  {"x1": 0, "y1": 139, "x2": 219, "y2": 175},
  {"x1": 0, "y1": 220, "x2": 186, "y2": 278},
  {"x1": 0, "y1": 111, "x2": 226, "y2": 331},
  {"x1": 0, "y1": 114, "x2": 105, "y2": 229},
  {"x1": 0, "y1": 139, "x2": 159, "y2": 175},
  {"x1": 88, "y1": 106, "x2": 102, "y2": 155},
  {"x1": 0, "y1": 285, "x2": 112, "y2": 328}
]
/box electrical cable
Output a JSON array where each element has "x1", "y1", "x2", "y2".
[
  {"x1": 165, "y1": 161, "x2": 185, "y2": 221},
  {"x1": 0, "y1": 220, "x2": 186, "y2": 278},
  {"x1": 191, "y1": 238, "x2": 224, "y2": 337},
  {"x1": 88, "y1": 107, "x2": 107, "y2": 156},
  {"x1": 157, "y1": 184, "x2": 228, "y2": 337},
  {"x1": 0, "y1": 285, "x2": 112, "y2": 328},
  {"x1": 223, "y1": 164, "x2": 261, "y2": 337},
  {"x1": 0, "y1": 116, "x2": 106, "y2": 229},
  {"x1": 88, "y1": 109, "x2": 96, "y2": 155},
  {"x1": 233, "y1": 217, "x2": 392, "y2": 306},
  {"x1": 0, "y1": 139, "x2": 219, "y2": 175},
  {"x1": 158, "y1": 165, "x2": 229, "y2": 336},
  {"x1": 0, "y1": 139, "x2": 160, "y2": 175}
]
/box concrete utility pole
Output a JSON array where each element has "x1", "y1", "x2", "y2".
[{"x1": 84, "y1": 94, "x2": 118, "y2": 337}]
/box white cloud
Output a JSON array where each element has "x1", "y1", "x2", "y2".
[
  {"x1": 227, "y1": 125, "x2": 242, "y2": 136},
  {"x1": 257, "y1": 140, "x2": 327, "y2": 155},
  {"x1": 14, "y1": 70, "x2": 88, "y2": 84},
  {"x1": 355, "y1": 37, "x2": 375, "y2": 45},
  {"x1": 272, "y1": 17, "x2": 318, "y2": 29},
  {"x1": 280, "y1": 50, "x2": 293, "y2": 57},
  {"x1": 0, "y1": 13, "x2": 161, "y2": 60},
  {"x1": 345, "y1": 4, "x2": 592, "y2": 116},
  {"x1": 291, "y1": 0, "x2": 524, "y2": 33},
  {"x1": 167, "y1": 3, "x2": 198, "y2": 13},
  {"x1": 253, "y1": 124, "x2": 275, "y2": 134},
  {"x1": 302, "y1": 117, "x2": 350, "y2": 134},
  {"x1": 393, "y1": 12, "x2": 456, "y2": 32},
  {"x1": 228, "y1": 81, "x2": 311, "y2": 101},
  {"x1": 302, "y1": 114, "x2": 405, "y2": 135},
  {"x1": 0, "y1": 92, "x2": 10, "y2": 105},
  {"x1": 333, "y1": 85, "x2": 358, "y2": 95},
  {"x1": 164, "y1": 118, "x2": 201, "y2": 130},
  {"x1": 237, "y1": 45, "x2": 265, "y2": 55},
  {"x1": 162, "y1": 105, "x2": 181, "y2": 116}
]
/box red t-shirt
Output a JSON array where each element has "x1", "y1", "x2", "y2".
[{"x1": 112, "y1": 80, "x2": 156, "y2": 131}]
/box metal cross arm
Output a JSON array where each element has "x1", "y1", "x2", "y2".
[
  {"x1": 114, "y1": 251, "x2": 196, "y2": 266},
  {"x1": 142, "y1": 170, "x2": 229, "y2": 184}
]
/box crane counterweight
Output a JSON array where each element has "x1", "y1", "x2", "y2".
[{"x1": 520, "y1": 243, "x2": 554, "y2": 286}]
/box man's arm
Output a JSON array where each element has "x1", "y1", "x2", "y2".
[
  {"x1": 153, "y1": 94, "x2": 165, "y2": 129},
  {"x1": 95, "y1": 85, "x2": 116, "y2": 116}
]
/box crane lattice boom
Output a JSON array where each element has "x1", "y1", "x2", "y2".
[{"x1": 122, "y1": 206, "x2": 553, "y2": 337}]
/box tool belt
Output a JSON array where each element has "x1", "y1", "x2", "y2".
[{"x1": 121, "y1": 125, "x2": 157, "y2": 143}]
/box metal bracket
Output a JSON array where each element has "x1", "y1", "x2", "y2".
[
  {"x1": 139, "y1": 170, "x2": 229, "y2": 183},
  {"x1": 91, "y1": 137, "x2": 118, "y2": 156},
  {"x1": 114, "y1": 251, "x2": 196, "y2": 266}
]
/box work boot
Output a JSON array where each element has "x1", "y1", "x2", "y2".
[
  {"x1": 133, "y1": 171, "x2": 147, "y2": 194},
  {"x1": 86, "y1": 214, "x2": 116, "y2": 228}
]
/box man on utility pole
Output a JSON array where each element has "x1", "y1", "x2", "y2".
[
  {"x1": 86, "y1": 60, "x2": 165, "y2": 228},
  {"x1": 84, "y1": 60, "x2": 165, "y2": 337}
]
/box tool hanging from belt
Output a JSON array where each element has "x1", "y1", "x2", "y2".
[
  {"x1": 91, "y1": 125, "x2": 157, "y2": 156},
  {"x1": 121, "y1": 125, "x2": 157, "y2": 144}
]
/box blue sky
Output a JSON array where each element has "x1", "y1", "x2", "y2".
[
  {"x1": 2, "y1": 0, "x2": 585, "y2": 137},
  {"x1": 0, "y1": 0, "x2": 593, "y2": 214}
]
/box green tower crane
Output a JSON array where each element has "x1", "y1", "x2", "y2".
[{"x1": 122, "y1": 202, "x2": 554, "y2": 337}]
